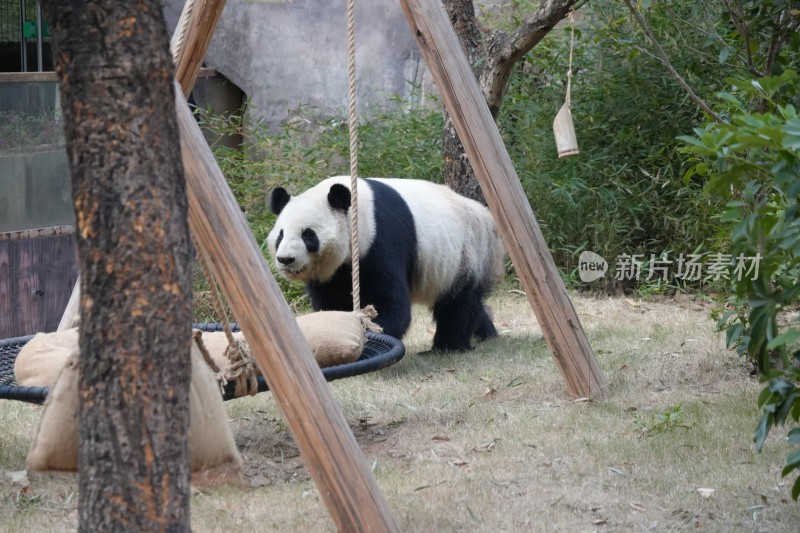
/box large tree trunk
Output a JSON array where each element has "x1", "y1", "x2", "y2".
[
  {"x1": 442, "y1": 0, "x2": 582, "y2": 204},
  {"x1": 40, "y1": 1, "x2": 193, "y2": 531},
  {"x1": 442, "y1": 0, "x2": 486, "y2": 204}
]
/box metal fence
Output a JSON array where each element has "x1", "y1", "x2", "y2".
[{"x1": 0, "y1": 0, "x2": 52, "y2": 72}]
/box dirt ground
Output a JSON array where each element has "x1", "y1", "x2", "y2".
[{"x1": 2, "y1": 293, "x2": 800, "y2": 532}]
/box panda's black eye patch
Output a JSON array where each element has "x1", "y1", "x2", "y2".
[
  {"x1": 301, "y1": 228, "x2": 319, "y2": 253},
  {"x1": 275, "y1": 229, "x2": 284, "y2": 250}
]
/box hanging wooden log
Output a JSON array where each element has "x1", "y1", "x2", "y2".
[
  {"x1": 553, "y1": 103, "x2": 579, "y2": 158},
  {"x1": 398, "y1": 0, "x2": 606, "y2": 398}
]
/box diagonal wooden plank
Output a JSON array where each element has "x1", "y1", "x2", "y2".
[
  {"x1": 176, "y1": 84, "x2": 400, "y2": 532},
  {"x1": 399, "y1": 0, "x2": 607, "y2": 398}
]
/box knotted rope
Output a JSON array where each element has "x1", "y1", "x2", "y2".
[{"x1": 195, "y1": 247, "x2": 258, "y2": 397}]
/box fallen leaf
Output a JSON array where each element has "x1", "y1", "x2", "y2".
[
  {"x1": 432, "y1": 435, "x2": 450, "y2": 441},
  {"x1": 593, "y1": 518, "x2": 608, "y2": 525},
  {"x1": 473, "y1": 440, "x2": 496, "y2": 452},
  {"x1": 6, "y1": 470, "x2": 29, "y2": 486},
  {"x1": 506, "y1": 377, "x2": 525, "y2": 388},
  {"x1": 609, "y1": 467, "x2": 626, "y2": 478},
  {"x1": 697, "y1": 487, "x2": 715, "y2": 498}
]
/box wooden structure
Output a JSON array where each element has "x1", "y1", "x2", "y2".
[
  {"x1": 0, "y1": 226, "x2": 78, "y2": 338},
  {"x1": 50, "y1": 0, "x2": 607, "y2": 529}
]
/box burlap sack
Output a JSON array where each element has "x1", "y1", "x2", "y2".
[
  {"x1": 296, "y1": 311, "x2": 367, "y2": 367},
  {"x1": 197, "y1": 310, "x2": 372, "y2": 371},
  {"x1": 196, "y1": 330, "x2": 246, "y2": 372},
  {"x1": 14, "y1": 328, "x2": 79, "y2": 387},
  {"x1": 26, "y1": 341, "x2": 241, "y2": 473}
]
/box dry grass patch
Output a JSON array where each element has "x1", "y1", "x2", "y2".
[{"x1": 2, "y1": 293, "x2": 800, "y2": 531}]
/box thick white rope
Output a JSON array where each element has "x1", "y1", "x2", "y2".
[
  {"x1": 347, "y1": 0, "x2": 361, "y2": 312},
  {"x1": 171, "y1": 0, "x2": 197, "y2": 67},
  {"x1": 566, "y1": 10, "x2": 575, "y2": 108}
]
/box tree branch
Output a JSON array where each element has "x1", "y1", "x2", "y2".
[
  {"x1": 481, "y1": 0, "x2": 582, "y2": 115},
  {"x1": 719, "y1": 0, "x2": 761, "y2": 77},
  {"x1": 621, "y1": 0, "x2": 726, "y2": 124}
]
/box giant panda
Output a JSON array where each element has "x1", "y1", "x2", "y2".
[{"x1": 267, "y1": 176, "x2": 505, "y2": 351}]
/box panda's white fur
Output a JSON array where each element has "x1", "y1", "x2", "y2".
[{"x1": 267, "y1": 176, "x2": 504, "y2": 350}]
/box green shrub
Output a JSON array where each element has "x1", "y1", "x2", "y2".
[
  {"x1": 681, "y1": 70, "x2": 800, "y2": 499},
  {"x1": 497, "y1": 1, "x2": 727, "y2": 291}
]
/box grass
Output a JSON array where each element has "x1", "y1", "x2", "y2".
[{"x1": 2, "y1": 293, "x2": 799, "y2": 531}]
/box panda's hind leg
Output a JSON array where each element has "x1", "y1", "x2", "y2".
[
  {"x1": 474, "y1": 304, "x2": 497, "y2": 341},
  {"x1": 432, "y1": 284, "x2": 487, "y2": 352}
]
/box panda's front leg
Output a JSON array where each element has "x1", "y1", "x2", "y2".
[{"x1": 359, "y1": 275, "x2": 412, "y2": 340}]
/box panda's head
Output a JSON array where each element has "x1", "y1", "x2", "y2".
[{"x1": 267, "y1": 182, "x2": 352, "y2": 282}]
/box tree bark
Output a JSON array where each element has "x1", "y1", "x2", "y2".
[
  {"x1": 442, "y1": 0, "x2": 582, "y2": 203},
  {"x1": 40, "y1": 1, "x2": 192, "y2": 531}
]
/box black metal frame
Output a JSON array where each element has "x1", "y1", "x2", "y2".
[{"x1": 0, "y1": 324, "x2": 405, "y2": 404}]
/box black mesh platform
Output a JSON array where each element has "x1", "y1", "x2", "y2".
[{"x1": 0, "y1": 324, "x2": 405, "y2": 404}]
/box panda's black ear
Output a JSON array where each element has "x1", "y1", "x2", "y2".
[
  {"x1": 328, "y1": 183, "x2": 351, "y2": 213},
  {"x1": 270, "y1": 187, "x2": 291, "y2": 215}
]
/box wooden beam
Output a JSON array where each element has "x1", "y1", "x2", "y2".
[
  {"x1": 175, "y1": 85, "x2": 400, "y2": 532},
  {"x1": 399, "y1": 0, "x2": 607, "y2": 398},
  {"x1": 172, "y1": 0, "x2": 227, "y2": 96},
  {"x1": 0, "y1": 72, "x2": 58, "y2": 83},
  {"x1": 0, "y1": 69, "x2": 215, "y2": 85},
  {"x1": 0, "y1": 224, "x2": 74, "y2": 242}
]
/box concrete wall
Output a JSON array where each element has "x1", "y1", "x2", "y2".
[
  {"x1": 164, "y1": 0, "x2": 432, "y2": 129},
  {"x1": 0, "y1": 148, "x2": 72, "y2": 233}
]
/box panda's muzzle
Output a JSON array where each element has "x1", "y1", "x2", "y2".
[{"x1": 277, "y1": 256, "x2": 296, "y2": 266}]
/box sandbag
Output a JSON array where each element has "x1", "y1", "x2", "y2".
[
  {"x1": 14, "y1": 328, "x2": 78, "y2": 388},
  {"x1": 26, "y1": 340, "x2": 241, "y2": 474},
  {"x1": 296, "y1": 311, "x2": 368, "y2": 367}
]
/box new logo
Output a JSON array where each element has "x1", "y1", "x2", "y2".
[{"x1": 578, "y1": 251, "x2": 607, "y2": 282}]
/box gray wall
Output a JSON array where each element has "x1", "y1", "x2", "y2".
[
  {"x1": 164, "y1": 0, "x2": 433, "y2": 129},
  {"x1": 0, "y1": 148, "x2": 72, "y2": 233}
]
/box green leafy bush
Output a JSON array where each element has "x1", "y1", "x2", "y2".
[
  {"x1": 681, "y1": 70, "x2": 800, "y2": 499},
  {"x1": 497, "y1": 1, "x2": 726, "y2": 291}
]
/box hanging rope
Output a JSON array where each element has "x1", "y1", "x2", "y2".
[
  {"x1": 195, "y1": 247, "x2": 258, "y2": 396},
  {"x1": 346, "y1": 0, "x2": 361, "y2": 312},
  {"x1": 169, "y1": 0, "x2": 258, "y2": 396},
  {"x1": 566, "y1": 10, "x2": 575, "y2": 109}
]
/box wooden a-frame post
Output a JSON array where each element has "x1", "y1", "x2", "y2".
[{"x1": 399, "y1": 0, "x2": 607, "y2": 398}]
